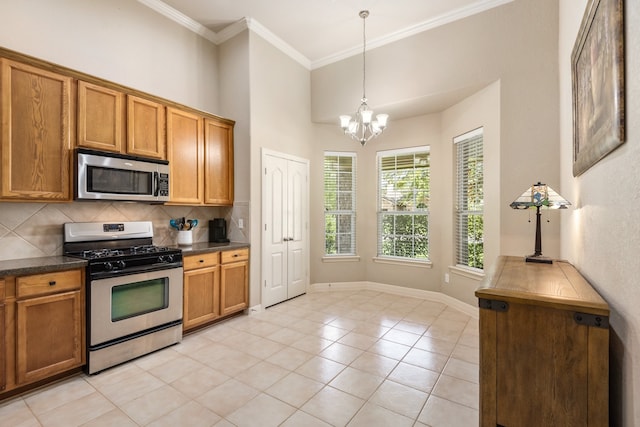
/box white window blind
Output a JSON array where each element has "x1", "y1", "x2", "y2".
[
  {"x1": 377, "y1": 147, "x2": 430, "y2": 260},
  {"x1": 455, "y1": 128, "x2": 484, "y2": 269},
  {"x1": 324, "y1": 152, "x2": 356, "y2": 256}
]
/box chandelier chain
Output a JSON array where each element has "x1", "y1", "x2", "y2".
[{"x1": 362, "y1": 11, "x2": 366, "y2": 101}]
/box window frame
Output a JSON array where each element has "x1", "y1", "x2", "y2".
[
  {"x1": 323, "y1": 151, "x2": 357, "y2": 257},
  {"x1": 454, "y1": 128, "x2": 484, "y2": 271},
  {"x1": 376, "y1": 146, "x2": 430, "y2": 262}
]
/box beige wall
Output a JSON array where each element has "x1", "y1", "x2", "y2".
[
  {"x1": 310, "y1": 0, "x2": 559, "y2": 302},
  {"x1": 560, "y1": 1, "x2": 640, "y2": 424},
  {"x1": 0, "y1": 0, "x2": 233, "y2": 260},
  {"x1": 440, "y1": 81, "x2": 501, "y2": 306},
  {"x1": 247, "y1": 33, "x2": 314, "y2": 307},
  {"x1": 0, "y1": 0, "x2": 219, "y2": 114}
]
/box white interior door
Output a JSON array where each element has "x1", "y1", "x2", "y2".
[
  {"x1": 286, "y1": 159, "x2": 307, "y2": 299},
  {"x1": 262, "y1": 152, "x2": 308, "y2": 308}
]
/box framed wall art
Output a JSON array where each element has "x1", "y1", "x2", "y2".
[{"x1": 571, "y1": 0, "x2": 625, "y2": 177}]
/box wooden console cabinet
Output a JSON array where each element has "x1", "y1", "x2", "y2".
[{"x1": 476, "y1": 256, "x2": 609, "y2": 427}]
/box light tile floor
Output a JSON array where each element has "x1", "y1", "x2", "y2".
[{"x1": 0, "y1": 290, "x2": 479, "y2": 427}]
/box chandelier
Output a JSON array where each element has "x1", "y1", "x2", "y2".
[{"x1": 339, "y1": 10, "x2": 388, "y2": 146}]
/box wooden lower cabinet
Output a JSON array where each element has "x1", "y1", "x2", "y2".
[
  {"x1": 1, "y1": 269, "x2": 85, "y2": 397},
  {"x1": 220, "y1": 249, "x2": 249, "y2": 316},
  {"x1": 476, "y1": 256, "x2": 609, "y2": 427},
  {"x1": 0, "y1": 278, "x2": 5, "y2": 392},
  {"x1": 16, "y1": 290, "x2": 83, "y2": 385},
  {"x1": 183, "y1": 248, "x2": 249, "y2": 332}
]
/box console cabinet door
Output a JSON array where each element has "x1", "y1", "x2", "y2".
[
  {"x1": 0, "y1": 59, "x2": 71, "y2": 200},
  {"x1": 16, "y1": 290, "x2": 83, "y2": 385}
]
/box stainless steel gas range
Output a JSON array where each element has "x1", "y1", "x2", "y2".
[{"x1": 63, "y1": 221, "x2": 183, "y2": 374}]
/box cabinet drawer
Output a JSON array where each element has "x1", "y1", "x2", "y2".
[
  {"x1": 16, "y1": 270, "x2": 82, "y2": 298},
  {"x1": 184, "y1": 252, "x2": 220, "y2": 270},
  {"x1": 221, "y1": 248, "x2": 249, "y2": 264}
]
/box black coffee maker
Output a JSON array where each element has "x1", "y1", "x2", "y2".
[{"x1": 209, "y1": 218, "x2": 229, "y2": 243}]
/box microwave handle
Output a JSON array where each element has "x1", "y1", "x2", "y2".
[{"x1": 153, "y1": 171, "x2": 160, "y2": 197}]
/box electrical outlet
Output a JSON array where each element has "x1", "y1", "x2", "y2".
[
  {"x1": 444, "y1": 273, "x2": 450, "y2": 283},
  {"x1": 238, "y1": 219, "x2": 244, "y2": 229}
]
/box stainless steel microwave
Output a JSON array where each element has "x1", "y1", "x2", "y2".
[{"x1": 75, "y1": 149, "x2": 170, "y2": 202}]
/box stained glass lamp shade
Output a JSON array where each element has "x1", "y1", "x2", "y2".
[{"x1": 510, "y1": 182, "x2": 571, "y2": 263}]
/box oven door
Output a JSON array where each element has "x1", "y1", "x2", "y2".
[{"x1": 89, "y1": 267, "x2": 183, "y2": 346}]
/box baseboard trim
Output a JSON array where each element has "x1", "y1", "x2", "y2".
[{"x1": 309, "y1": 281, "x2": 479, "y2": 319}]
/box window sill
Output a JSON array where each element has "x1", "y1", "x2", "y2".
[
  {"x1": 449, "y1": 265, "x2": 485, "y2": 281},
  {"x1": 372, "y1": 257, "x2": 432, "y2": 268},
  {"x1": 322, "y1": 255, "x2": 361, "y2": 263}
]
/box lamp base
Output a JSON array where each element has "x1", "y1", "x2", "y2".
[{"x1": 525, "y1": 254, "x2": 553, "y2": 264}]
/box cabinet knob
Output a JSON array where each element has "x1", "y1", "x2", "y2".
[
  {"x1": 49, "y1": 281, "x2": 56, "y2": 286},
  {"x1": 199, "y1": 259, "x2": 204, "y2": 263}
]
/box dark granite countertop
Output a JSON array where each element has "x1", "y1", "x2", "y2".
[
  {"x1": 0, "y1": 242, "x2": 249, "y2": 277},
  {"x1": 175, "y1": 241, "x2": 250, "y2": 256},
  {"x1": 0, "y1": 256, "x2": 88, "y2": 277}
]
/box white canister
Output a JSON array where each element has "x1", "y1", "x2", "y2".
[{"x1": 177, "y1": 230, "x2": 193, "y2": 246}]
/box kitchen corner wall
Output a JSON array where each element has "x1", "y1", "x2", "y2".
[{"x1": 0, "y1": 201, "x2": 248, "y2": 261}]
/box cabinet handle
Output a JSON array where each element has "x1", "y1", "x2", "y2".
[
  {"x1": 199, "y1": 259, "x2": 204, "y2": 263},
  {"x1": 233, "y1": 253, "x2": 239, "y2": 257},
  {"x1": 49, "y1": 281, "x2": 56, "y2": 286}
]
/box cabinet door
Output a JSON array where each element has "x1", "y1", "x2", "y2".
[
  {"x1": 220, "y1": 260, "x2": 248, "y2": 316},
  {"x1": 0, "y1": 59, "x2": 71, "y2": 200},
  {"x1": 77, "y1": 81, "x2": 124, "y2": 152},
  {"x1": 204, "y1": 118, "x2": 234, "y2": 205},
  {"x1": 127, "y1": 95, "x2": 166, "y2": 159},
  {"x1": 16, "y1": 290, "x2": 83, "y2": 385},
  {"x1": 183, "y1": 266, "x2": 220, "y2": 331},
  {"x1": 167, "y1": 108, "x2": 203, "y2": 204},
  {"x1": 0, "y1": 302, "x2": 4, "y2": 392}
]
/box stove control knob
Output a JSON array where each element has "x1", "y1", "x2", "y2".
[
  {"x1": 165, "y1": 254, "x2": 175, "y2": 263},
  {"x1": 103, "y1": 262, "x2": 113, "y2": 271},
  {"x1": 116, "y1": 260, "x2": 126, "y2": 270}
]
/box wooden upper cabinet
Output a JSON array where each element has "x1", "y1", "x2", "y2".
[
  {"x1": 167, "y1": 108, "x2": 203, "y2": 204},
  {"x1": 204, "y1": 118, "x2": 234, "y2": 205},
  {"x1": 127, "y1": 95, "x2": 166, "y2": 160},
  {"x1": 77, "y1": 81, "x2": 124, "y2": 153},
  {"x1": 0, "y1": 59, "x2": 72, "y2": 201}
]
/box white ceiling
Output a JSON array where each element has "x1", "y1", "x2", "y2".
[{"x1": 141, "y1": 0, "x2": 513, "y2": 69}]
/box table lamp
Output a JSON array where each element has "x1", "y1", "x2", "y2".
[{"x1": 510, "y1": 182, "x2": 571, "y2": 264}]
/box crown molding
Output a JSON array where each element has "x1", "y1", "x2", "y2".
[
  {"x1": 139, "y1": 0, "x2": 513, "y2": 71},
  {"x1": 137, "y1": 0, "x2": 218, "y2": 43},
  {"x1": 311, "y1": 0, "x2": 514, "y2": 69}
]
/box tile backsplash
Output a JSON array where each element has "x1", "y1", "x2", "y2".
[{"x1": 0, "y1": 201, "x2": 249, "y2": 261}]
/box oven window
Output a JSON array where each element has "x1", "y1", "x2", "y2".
[
  {"x1": 111, "y1": 278, "x2": 168, "y2": 322},
  {"x1": 87, "y1": 165, "x2": 153, "y2": 195}
]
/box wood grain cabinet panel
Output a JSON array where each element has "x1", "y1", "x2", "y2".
[
  {"x1": 0, "y1": 279, "x2": 5, "y2": 392},
  {"x1": 220, "y1": 255, "x2": 248, "y2": 316},
  {"x1": 167, "y1": 107, "x2": 203, "y2": 204},
  {"x1": 127, "y1": 95, "x2": 166, "y2": 160},
  {"x1": 0, "y1": 59, "x2": 72, "y2": 201},
  {"x1": 16, "y1": 290, "x2": 83, "y2": 385},
  {"x1": 183, "y1": 265, "x2": 220, "y2": 331},
  {"x1": 476, "y1": 256, "x2": 609, "y2": 427},
  {"x1": 204, "y1": 118, "x2": 234, "y2": 206},
  {"x1": 77, "y1": 81, "x2": 124, "y2": 153}
]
